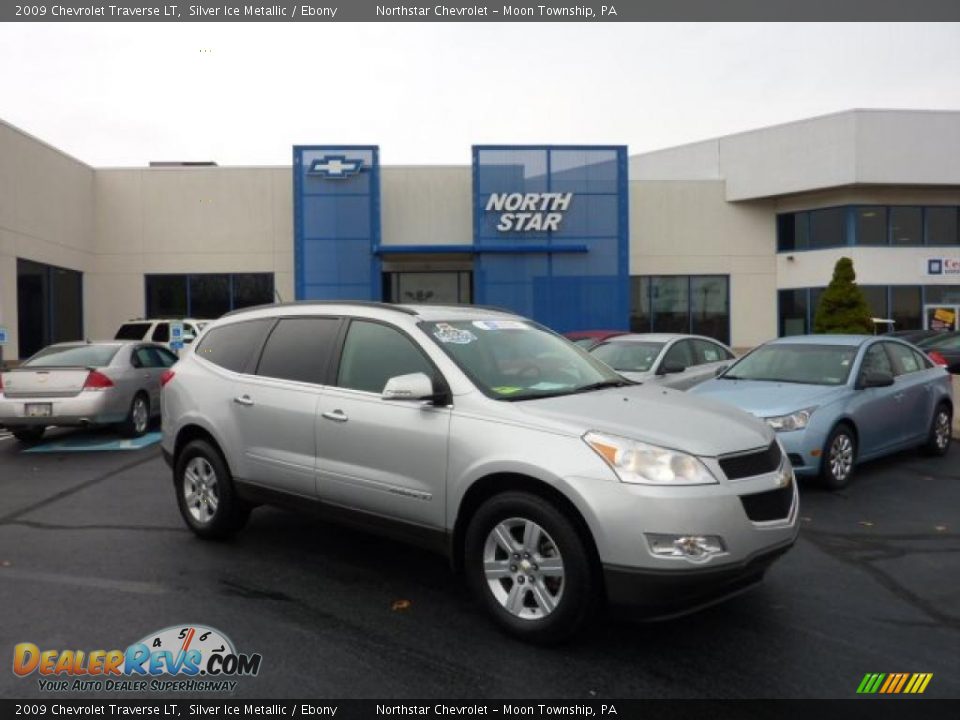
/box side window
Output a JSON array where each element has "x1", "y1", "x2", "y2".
[
  {"x1": 115, "y1": 323, "x2": 151, "y2": 340},
  {"x1": 662, "y1": 340, "x2": 694, "y2": 369},
  {"x1": 256, "y1": 317, "x2": 341, "y2": 385},
  {"x1": 886, "y1": 342, "x2": 925, "y2": 376},
  {"x1": 152, "y1": 347, "x2": 179, "y2": 368},
  {"x1": 152, "y1": 323, "x2": 170, "y2": 343},
  {"x1": 693, "y1": 339, "x2": 732, "y2": 365},
  {"x1": 336, "y1": 320, "x2": 435, "y2": 394},
  {"x1": 194, "y1": 319, "x2": 273, "y2": 373},
  {"x1": 859, "y1": 343, "x2": 893, "y2": 379},
  {"x1": 132, "y1": 347, "x2": 154, "y2": 368}
]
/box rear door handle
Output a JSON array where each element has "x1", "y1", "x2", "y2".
[
  {"x1": 322, "y1": 409, "x2": 348, "y2": 423},
  {"x1": 233, "y1": 395, "x2": 255, "y2": 407}
]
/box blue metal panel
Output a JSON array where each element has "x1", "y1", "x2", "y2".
[
  {"x1": 473, "y1": 145, "x2": 629, "y2": 332},
  {"x1": 293, "y1": 145, "x2": 381, "y2": 301}
]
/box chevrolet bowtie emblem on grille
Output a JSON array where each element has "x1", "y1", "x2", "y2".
[{"x1": 307, "y1": 155, "x2": 365, "y2": 179}]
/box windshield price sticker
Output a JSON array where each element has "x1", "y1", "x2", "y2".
[{"x1": 472, "y1": 320, "x2": 528, "y2": 331}]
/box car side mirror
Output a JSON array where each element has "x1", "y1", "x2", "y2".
[
  {"x1": 714, "y1": 364, "x2": 729, "y2": 377},
  {"x1": 859, "y1": 370, "x2": 895, "y2": 389},
  {"x1": 382, "y1": 372, "x2": 445, "y2": 403},
  {"x1": 657, "y1": 360, "x2": 686, "y2": 376}
]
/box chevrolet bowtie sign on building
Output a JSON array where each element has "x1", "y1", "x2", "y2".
[{"x1": 307, "y1": 155, "x2": 366, "y2": 178}]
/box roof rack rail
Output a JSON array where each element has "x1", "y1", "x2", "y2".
[{"x1": 221, "y1": 300, "x2": 420, "y2": 319}]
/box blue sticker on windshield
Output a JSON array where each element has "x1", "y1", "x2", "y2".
[{"x1": 433, "y1": 323, "x2": 476, "y2": 345}]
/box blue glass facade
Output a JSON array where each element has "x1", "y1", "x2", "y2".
[
  {"x1": 473, "y1": 146, "x2": 629, "y2": 332},
  {"x1": 293, "y1": 146, "x2": 381, "y2": 300}
]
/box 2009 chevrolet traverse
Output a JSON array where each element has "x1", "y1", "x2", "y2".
[{"x1": 162, "y1": 302, "x2": 798, "y2": 642}]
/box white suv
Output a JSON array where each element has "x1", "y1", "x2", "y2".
[{"x1": 114, "y1": 319, "x2": 209, "y2": 348}]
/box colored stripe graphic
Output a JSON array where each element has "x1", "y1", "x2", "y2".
[{"x1": 857, "y1": 673, "x2": 932, "y2": 694}]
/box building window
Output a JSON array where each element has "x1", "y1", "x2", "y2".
[
  {"x1": 630, "y1": 275, "x2": 729, "y2": 345},
  {"x1": 890, "y1": 207, "x2": 922, "y2": 246},
  {"x1": 891, "y1": 286, "x2": 922, "y2": 331},
  {"x1": 16, "y1": 259, "x2": 84, "y2": 359},
  {"x1": 779, "y1": 205, "x2": 960, "y2": 251},
  {"x1": 856, "y1": 207, "x2": 888, "y2": 246},
  {"x1": 860, "y1": 286, "x2": 889, "y2": 320},
  {"x1": 926, "y1": 207, "x2": 959, "y2": 246},
  {"x1": 778, "y1": 289, "x2": 809, "y2": 336},
  {"x1": 145, "y1": 273, "x2": 274, "y2": 319},
  {"x1": 383, "y1": 272, "x2": 472, "y2": 305}
]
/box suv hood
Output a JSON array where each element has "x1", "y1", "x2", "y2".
[
  {"x1": 691, "y1": 379, "x2": 847, "y2": 417},
  {"x1": 518, "y1": 385, "x2": 773, "y2": 458}
]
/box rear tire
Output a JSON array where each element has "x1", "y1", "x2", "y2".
[
  {"x1": 923, "y1": 402, "x2": 952, "y2": 457},
  {"x1": 119, "y1": 393, "x2": 150, "y2": 438},
  {"x1": 11, "y1": 427, "x2": 45, "y2": 444},
  {"x1": 820, "y1": 423, "x2": 856, "y2": 490},
  {"x1": 174, "y1": 439, "x2": 250, "y2": 540},
  {"x1": 464, "y1": 491, "x2": 597, "y2": 644}
]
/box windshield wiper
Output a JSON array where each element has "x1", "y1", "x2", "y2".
[
  {"x1": 570, "y1": 379, "x2": 634, "y2": 394},
  {"x1": 501, "y1": 379, "x2": 632, "y2": 402}
]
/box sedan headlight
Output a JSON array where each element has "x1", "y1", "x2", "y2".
[
  {"x1": 583, "y1": 431, "x2": 717, "y2": 485},
  {"x1": 764, "y1": 407, "x2": 817, "y2": 432}
]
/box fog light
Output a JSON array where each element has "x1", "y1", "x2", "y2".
[{"x1": 646, "y1": 533, "x2": 726, "y2": 562}]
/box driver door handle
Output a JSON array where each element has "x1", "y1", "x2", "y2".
[
  {"x1": 322, "y1": 409, "x2": 348, "y2": 423},
  {"x1": 233, "y1": 395, "x2": 255, "y2": 407}
]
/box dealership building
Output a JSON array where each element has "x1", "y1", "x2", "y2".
[{"x1": 2, "y1": 108, "x2": 960, "y2": 361}]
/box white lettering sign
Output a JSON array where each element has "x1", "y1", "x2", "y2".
[{"x1": 485, "y1": 192, "x2": 574, "y2": 232}]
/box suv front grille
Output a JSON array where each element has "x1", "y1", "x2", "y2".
[
  {"x1": 740, "y1": 483, "x2": 794, "y2": 522},
  {"x1": 718, "y1": 441, "x2": 782, "y2": 480}
]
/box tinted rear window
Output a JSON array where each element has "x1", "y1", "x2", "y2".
[
  {"x1": 26, "y1": 345, "x2": 121, "y2": 368},
  {"x1": 256, "y1": 317, "x2": 341, "y2": 385},
  {"x1": 194, "y1": 319, "x2": 272, "y2": 373},
  {"x1": 114, "y1": 323, "x2": 151, "y2": 340}
]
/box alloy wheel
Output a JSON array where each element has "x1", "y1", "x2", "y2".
[
  {"x1": 483, "y1": 517, "x2": 564, "y2": 620},
  {"x1": 132, "y1": 397, "x2": 149, "y2": 434},
  {"x1": 183, "y1": 457, "x2": 220, "y2": 524},
  {"x1": 935, "y1": 409, "x2": 951, "y2": 451},
  {"x1": 829, "y1": 433, "x2": 854, "y2": 482}
]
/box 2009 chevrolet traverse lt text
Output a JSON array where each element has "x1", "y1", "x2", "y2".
[{"x1": 161, "y1": 302, "x2": 798, "y2": 642}]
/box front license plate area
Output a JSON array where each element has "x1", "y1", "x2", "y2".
[{"x1": 25, "y1": 403, "x2": 52, "y2": 418}]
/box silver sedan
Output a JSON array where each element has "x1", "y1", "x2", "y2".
[
  {"x1": 589, "y1": 333, "x2": 736, "y2": 390},
  {"x1": 0, "y1": 341, "x2": 178, "y2": 443}
]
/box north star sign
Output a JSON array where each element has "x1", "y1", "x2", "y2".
[{"x1": 485, "y1": 192, "x2": 574, "y2": 232}]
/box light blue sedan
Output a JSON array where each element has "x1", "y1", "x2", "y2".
[{"x1": 691, "y1": 335, "x2": 953, "y2": 488}]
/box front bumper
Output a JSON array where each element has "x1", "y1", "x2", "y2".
[
  {"x1": 0, "y1": 392, "x2": 125, "y2": 428},
  {"x1": 775, "y1": 429, "x2": 825, "y2": 476},
  {"x1": 603, "y1": 539, "x2": 794, "y2": 616}
]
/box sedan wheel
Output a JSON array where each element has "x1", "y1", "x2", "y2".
[
  {"x1": 821, "y1": 425, "x2": 856, "y2": 490},
  {"x1": 924, "y1": 404, "x2": 952, "y2": 457},
  {"x1": 120, "y1": 394, "x2": 150, "y2": 438}
]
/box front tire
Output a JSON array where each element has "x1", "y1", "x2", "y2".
[
  {"x1": 11, "y1": 427, "x2": 45, "y2": 444},
  {"x1": 174, "y1": 439, "x2": 250, "y2": 539},
  {"x1": 820, "y1": 423, "x2": 856, "y2": 490},
  {"x1": 119, "y1": 393, "x2": 150, "y2": 438},
  {"x1": 923, "y1": 402, "x2": 952, "y2": 457},
  {"x1": 464, "y1": 491, "x2": 597, "y2": 644}
]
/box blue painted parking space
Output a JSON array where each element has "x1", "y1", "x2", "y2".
[{"x1": 22, "y1": 431, "x2": 162, "y2": 454}]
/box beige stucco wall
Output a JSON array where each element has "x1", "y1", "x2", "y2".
[
  {"x1": 629, "y1": 179, "x2": 778, "y2": 347},
  {"x1": 88, "y1": 166, "x2": 294, "y2": 341},
  {"x1": 0, "y1": 120, "x2": 95, "y2": 360}
]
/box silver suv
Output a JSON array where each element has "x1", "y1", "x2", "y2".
[{"x1": 161, "y1": 302, "x2": 798, "y2": 642}]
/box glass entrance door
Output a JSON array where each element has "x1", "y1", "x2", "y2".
[
  {"x1": 924, "y1": 304, "x2": 960, "y2": 331},
  {"x1": 384, "y1": 272, "x2": 472, "y2": 305}
]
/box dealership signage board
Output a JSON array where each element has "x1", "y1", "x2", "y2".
[
  {"x1": 485, "y1": 192, "x2": 574, "y2": 231},
  {"x1": 925, "y1": 257, "x2": 960, "y2": 276}
]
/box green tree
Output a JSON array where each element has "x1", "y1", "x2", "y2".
[{"x1": 813, "y1": 257, "x2": 873, "y2": 334}]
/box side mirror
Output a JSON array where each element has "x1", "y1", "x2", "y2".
[
  {"x1": 714, "y1": 364, "x2": 729, "y2": 377},
  {"x1": 382, "y1": 372, "x2": 440, "y2": 402},
  {"x1": 859, "y1": 370, "x2": 895, "y2": 389},
  {"x1": 657, "y1": 360, "x2": 686, "y2": 376}
]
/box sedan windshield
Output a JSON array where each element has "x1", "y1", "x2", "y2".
[
  {"x1": 590, "y1": 341, "x2": 664, "y2": 373},
  {"x1": 25, "y1": 345, "x2": 121, "y2": 368},
  {"x1": 422, "y1": 320, "x2": 627, "y2": 400},
  {"x1": 723, "y1": 344, "x2": 857, "y2": 386}
]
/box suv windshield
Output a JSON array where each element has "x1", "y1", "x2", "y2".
[
  {"x1": 723, "y1": 344, "x2": 857, "y2": 386},
  {"x1": 422, "y1": 319, "x2": 627, "y2": 400}
]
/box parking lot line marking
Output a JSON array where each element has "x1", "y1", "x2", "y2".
[{"x1": 23, "y1": 431, "x2": 162, "y2": 454}]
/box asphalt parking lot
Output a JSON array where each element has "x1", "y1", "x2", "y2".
[{"x1": 1, "y1": 427, "x2": 958, "y2": 700}]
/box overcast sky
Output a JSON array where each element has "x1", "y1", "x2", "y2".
[{"x1": 1, "y1": 22, "x2": 959, "y2": 167}]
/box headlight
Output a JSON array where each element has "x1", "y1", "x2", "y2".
[
  {"x1": 763, "y1": 407, "x2": 817, "y2": 432},
  {"x1": 583, "y1": 431, "x2": 717, "y2": 485}
]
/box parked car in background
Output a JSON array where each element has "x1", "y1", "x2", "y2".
[
  {"x1": 163, "y1": 302, "x2": 798, "y2": 643},
  {"x1": 917, "y1": 331, "x2": 960, "y2": 374},
  {"x1": 691, "y1": 335, "x2": 953, "y2": 489},
  {"x1": 589, "y1": 334, "x2": 736, "y2": 390},
  {"x1": 563, "y1": 330, "x2": 628, "y2": 349},
  {"x1": 0, "y1": 341, "x2": 177, "y2": 443},
  {"x1": 114, "y1": 318, "x2": 209, "y2": 349},
  {"x1": 883, "y1": 328, "x2": 943, "y2": 345}
]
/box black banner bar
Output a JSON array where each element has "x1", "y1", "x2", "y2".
[
  {"x1": 2, "y1": 700, "x2": 960, "y2": 720},
  {"x1": 3, "y1": 0, "x2": 960, "y2": 22}
]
